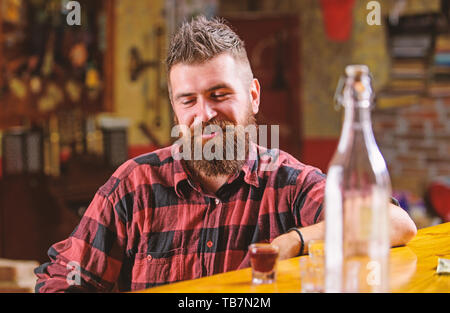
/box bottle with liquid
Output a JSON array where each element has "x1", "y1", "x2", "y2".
[{"x1": 325, "y1": 65, "x2": 391, "y2": 293}]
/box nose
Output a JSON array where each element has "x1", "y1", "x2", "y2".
[{"x1": 196, "y1": 97, "x2": 217, "y2": 123}]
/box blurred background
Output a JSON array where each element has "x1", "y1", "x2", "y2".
[{"x1": 0, "y1": 0, "x2": 448, "y2": 265}]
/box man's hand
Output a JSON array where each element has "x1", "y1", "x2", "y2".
[
  {"x1": 270, "y1": 230, "x2": 301, "y2": 260},
  {"x1": 389, "y1": 203, "x2": 417, "y2": 247}
]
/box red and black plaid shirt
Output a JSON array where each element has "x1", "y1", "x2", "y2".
[{"x1": 34, "y1": 143, "x2": 326, "y2": 292}]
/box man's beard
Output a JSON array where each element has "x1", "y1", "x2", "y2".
[{"x1": 178, "y1": 112, "x2": 256, "y2": 177}]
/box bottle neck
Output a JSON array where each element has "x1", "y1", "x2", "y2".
[
  {"x1": 343, "y1": 101, "x2": 372, "y2": 128},
  {"x1": 337, "y1": 99, "x2": 374, "y2": 152}
]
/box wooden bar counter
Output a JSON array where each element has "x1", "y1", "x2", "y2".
[{"x1": 139, "y1": 222, "x2": 450, "y2": 293}]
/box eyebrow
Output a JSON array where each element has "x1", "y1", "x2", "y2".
[
  {"x1": 174, "y1": 92, "x2": 195, "y2": 101},
  {"x1": 207, "y1": 84, "x2": 231, "y2": 92},
  {"x1": 174, "y1": 84, "x2": 232, "y2": 101}
]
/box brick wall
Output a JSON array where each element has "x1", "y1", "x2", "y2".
[{"x1": 373, "y1": 97, "x2": 450, "y2": 196}]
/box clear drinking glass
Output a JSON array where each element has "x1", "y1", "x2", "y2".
[
  {"x1": 299, "y1": 256, "x2": 325, "y2": 293},
  {"x1": 249, "y1": 243, "x2": 279, "y2": 284},
  {"x1": 308, "y1": 239, "x2": 325, "y2": 261}
]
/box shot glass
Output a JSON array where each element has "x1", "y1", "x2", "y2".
[
  {"x1": 299, "y1": 256, "x2": 325, "y2": 293},
  {"x1": 308, "y1": 239, "x2": 325, "y2": 261},
  {"x1": 248, "y1": 243, "x2": 279, "y2": 284}
]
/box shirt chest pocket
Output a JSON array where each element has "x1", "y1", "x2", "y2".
[{"x1": 133, "y1": 248, "x2": 184, "y2": 287}]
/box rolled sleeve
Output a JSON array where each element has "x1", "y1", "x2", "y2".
[{"x1": 34, "y1": 191, "x2": 127, "y2": 293}]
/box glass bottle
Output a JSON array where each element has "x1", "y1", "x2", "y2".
[{"x1": 325, "y1": 65, "x2": 391, "y2": 293}]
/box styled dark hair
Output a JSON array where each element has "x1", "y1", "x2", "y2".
[{"x1": 166, "y1": 15, "x2": 253, "y2": 91}]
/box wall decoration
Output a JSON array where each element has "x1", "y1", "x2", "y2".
[
  {"x1": 0, "y1": 0, "x2": 114, "y2": 128},
  {"x1": 30, "y1": 76, "x2": 42, "y2": 94},
  {"x1": 65, "y1": 80, "x2": 81, "y2": 103},
  {"x1": 2, "y1": 0, "x2": 24, "y2": 25},
  {"x1": 69, "y1": 43, "x2": 88, "y2": 68},
  {"x1": 8, "y1": 78, "x2": 27, "y2": 100},
  {"x1": 319, "y1": 0, "x2": 356, "y2": 42}
]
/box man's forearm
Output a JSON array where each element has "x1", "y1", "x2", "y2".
[
  {"x1": 299, "y1": 204, "x2": 416, "y2": 253},
  {"x1": 275, "y1": 204, "x2": 417, "y2": 260}
]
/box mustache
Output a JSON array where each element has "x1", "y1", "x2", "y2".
[
  {"x1": 188, "y1": 118, "x2": 236, "y2": 139},
  {"x1": 189, "y1": 118, "x2": 234, "y2": 131}
]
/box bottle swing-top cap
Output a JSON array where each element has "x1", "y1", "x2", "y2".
[{"x1": 334, "y1": 64, "x2": 375, "y2": 109}]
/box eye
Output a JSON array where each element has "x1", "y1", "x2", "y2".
[
  {"x1": 211, "y1": 92, "x2": 229, "y2": 100},
  {"x1": 181, "y1": 98, "x2": 195, "y2": 106}
]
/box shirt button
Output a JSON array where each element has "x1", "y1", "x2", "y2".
[
  {"x1": 214, "y1": 198, "x2": 220, "y2": 205},
  {"x1": 147, "y1": 254, "x2": 153, "y2": 261},
  {"x1": 207, "y1": 240, "x2": 213, "y2": 248}
]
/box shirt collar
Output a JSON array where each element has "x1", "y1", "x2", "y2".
[{"x1": 239, "y1": 141, "x2": 260, "y2": 188}]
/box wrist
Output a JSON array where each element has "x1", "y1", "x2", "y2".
[{"x1": 287, "y1": 227, "x2": 305, "y2": 256}]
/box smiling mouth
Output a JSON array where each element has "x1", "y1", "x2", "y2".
[{"x1": 202, "y1": 132, "x2": 218, "y2": 140}]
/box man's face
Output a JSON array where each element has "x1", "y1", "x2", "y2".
[
  {"x1": 169, "y1": 53, "x2": 260, "y2": 176},
  {"x1": 169, "y1": 53, "x2": 260, "y2": 130}
]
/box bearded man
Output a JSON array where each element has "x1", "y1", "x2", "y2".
[{"x1": 35, "y1": 16, "x2": 417, "y2": 292}]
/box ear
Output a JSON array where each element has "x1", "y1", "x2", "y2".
[{"x1": 249, "y1": 78, "x2": 260, "y2": 115}]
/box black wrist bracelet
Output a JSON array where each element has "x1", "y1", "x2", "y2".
[{"x1": 287, "y1": 227, "x2": 304, "y2": 256}]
